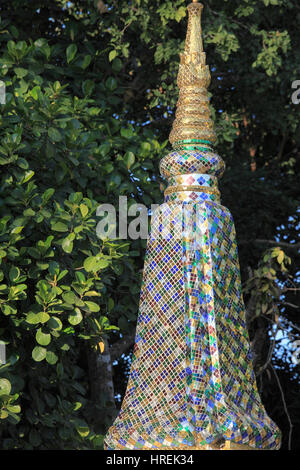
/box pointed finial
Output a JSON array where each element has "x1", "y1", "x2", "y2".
[{"x1": 169, "y1": 2, "x2": 216, "y2": 146}]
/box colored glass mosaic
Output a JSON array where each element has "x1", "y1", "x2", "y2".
[
  {"x1": 104, "y1": 1, "x2": 281, "y2": 451},
  {"x1": 104, "y1": 199, "x2": 281, "y2": 450}
]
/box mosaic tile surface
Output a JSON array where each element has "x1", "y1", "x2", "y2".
[
  {"x1": 104, "y1": 200, "x2": 281, "y2": 450},
  {"x1": 104, "y1": 1, "x2": 281, "y2": 451}
]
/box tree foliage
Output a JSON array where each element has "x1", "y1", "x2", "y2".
[{"x1": 0, "y1": 0, "x2": 299, "y2": 450}]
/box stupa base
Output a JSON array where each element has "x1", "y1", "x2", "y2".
[{"x1": 104, "y1": 440, "x2": 261, "y2": 451}]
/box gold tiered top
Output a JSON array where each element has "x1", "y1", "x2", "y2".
[{"x1": 169, "y1": 1, "x2": 216, "y2": 146}]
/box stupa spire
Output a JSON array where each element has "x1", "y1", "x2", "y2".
[{"x1": 169, "y1": 1, "x2": 216, "y2": 146}]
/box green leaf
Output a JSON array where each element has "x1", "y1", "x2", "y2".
[
  {"x1": 84, "y1": 301, "x2": 100, "y2": 312},
  {"x1": 76, "y1": 426, "x2": 90, "y2": 437},
  {"x1": 74, "y1": 419, "x2": 90, "y2": 437},
  {"x1": 81, "y1": 54, "x2": 92, "y2": 69},
  {"x1": 99, "y1": 143, "x2": 111, "y2": 156},
  {"x1": 124, "y1": 151, "x2": 135, "y2": 169},
  {"x1": 46, "y1": 350, "x2": 58, "y2": 365},
  {"x1": 121, "y1": 128, "x2": 133, "y2": 138},
  {"x1": 62, "y1": 236, "x2": 74, "y2": 254},
  {"x1": 47, "y1": 316, "x2": 63, "y2": 331},
  {"x1": 84, "y1": 290, "x2": 100, "y2": 297},
  {"x1": 84, "y1": 256, "x2": 98, "y2": 272},
  {"x1": 51, "y1": 221, "x2": 68, "y2": 232},
  {"x1": 14, "y1": 67, "x2": 28, "y2": 78},
  {"x1": 0, "y1": 410, "x2": 8, "y2": 419},
  {"x1": 26, "y1": 312, "x2": 50, "y2": 324},
  {"x1": 42, "y1": 188, "x2": 55, "y2": 204},
  {"x1": 175, "y1": 6, "x2": 186, "y2": 22},
  {"x1": 2, "y1": 304, "x2": 16, "y2": 316},
  {"x1": 109, "y1": 50, "x2": 117, "y2": 62},
  {"x1": 66, "y1": 44, "x2": 78, "y2": 63},
  {"x1": 36, "y1": 328, "x2": 51, "y2": 346},
  {"x1": 23, "y1": 208, "x2": 35, "y2": 217},
  {"x1": 6, "y1": 405, "x2": 21, "y2": 413},
  {"x1": 30, "y1": 86, "x2": 41, "y2": 100},
  {"x1": 82, "y1": 79, "x2": 95, "y2": 96},
  {"x1": 9, "y1": 266, "x2": 20, "y2": 282},
  {"x1": 80, "y1": 204, "x2": 88, "y2": 217},
  {"x1": 93, "y1": 435, "x2": 104, "y2": 448},
  {"x1": 21, "y1": 170, "x2": 35, "y2": 184},
  {"x1": 48, "y1": 127, "x2": 62, "y2": 142},
  {"x1": 68, "y1": 309, "x2": 83, "y2": 325},
  {"x1": 62, "y1": 291, "x2": 77, "y2": 304},
  {"x1": 112, "y1": 58, "x2": 123, "y2": 72},
  {"x1": 141, "y1": 141, "x2": 151, "y2": 152},
  {"x1": 108, "y1": 298, "x2": 114, "y2": 312},
  {"x1": 0, "y1": 378, "x2": 11, "y2": 396},
  {"x1": 32, "y1": 346, "x2": 47, "y2": 362},
  {"x1": 10, "y1": 25, "x2": 19, "y2": 38},
  {"x1": 11, "y1": 226, "x2": 24, "y2": 234},
  {"x1": 96, "y1": 259, "x2": 109, "y2": 269},
  {"x1": 17, "y1": 158, "x2": 29, "y2": 169},
  {"x1": 105, "y1": 77, "x2": 117, "y2": 91},
  {"x1": 277, "y1": 251, "x2": 284, "y2": 264}
]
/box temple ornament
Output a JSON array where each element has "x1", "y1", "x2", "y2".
[{"x1": 104, "y1": 1, "x2": 281, "y2": 451}]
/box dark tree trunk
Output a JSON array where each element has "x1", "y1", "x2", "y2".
[{"x1": 86, "y1": 339, "x2": 117, "y2": 432}]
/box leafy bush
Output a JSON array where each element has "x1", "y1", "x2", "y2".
[{"x1": 0, "y1": 11, "x2": 162, "y2": 449}]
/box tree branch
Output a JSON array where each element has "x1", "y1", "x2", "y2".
[
  {"x1": 110, "y1": 331, "x2": 135, "y2": 361},
  {"x1": 239, "y1": 239, "x2": 300, "y2": 251},
  {"x1": 270, "y1": 364, "x2": 293, "y2": 450}
]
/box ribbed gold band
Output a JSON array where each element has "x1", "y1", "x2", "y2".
[{"x1": 164, "y1": 185, "x2": 220, "y2": 197}]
